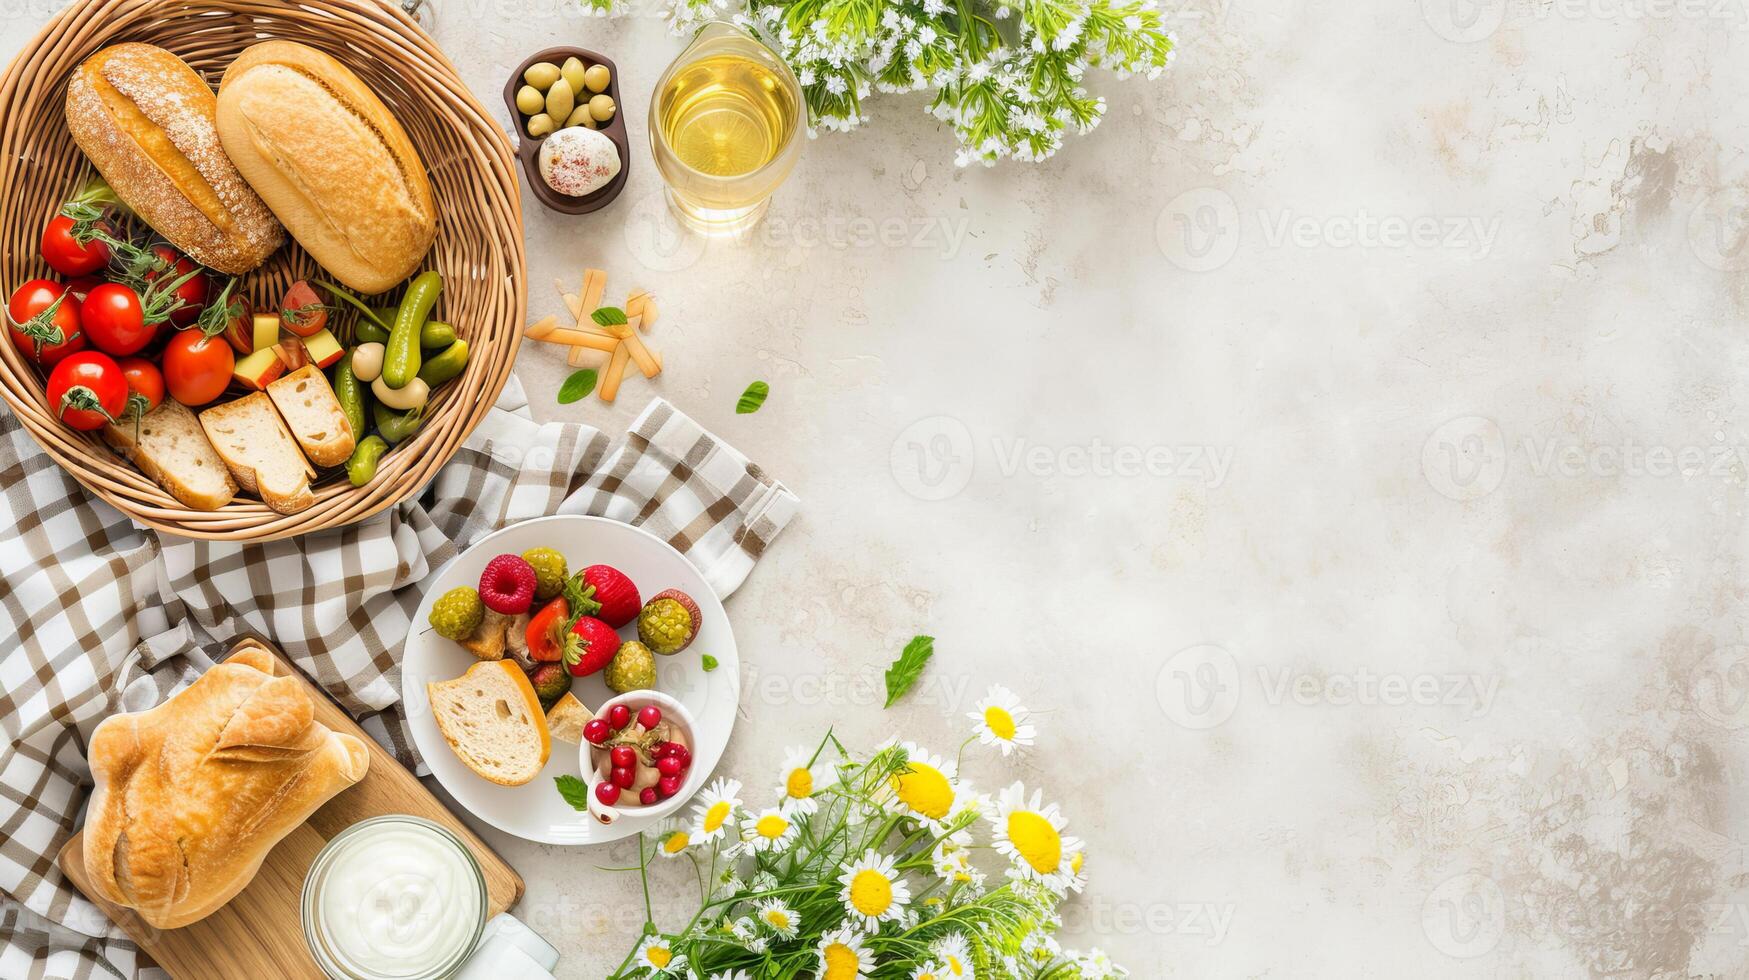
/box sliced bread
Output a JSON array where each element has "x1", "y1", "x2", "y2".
[
  {"x1": 266, "y1": 366, "x2": 355, "y2": 466},
  {"x1": 427, "y1": 660, "x2": 551, "y2": 786},
  {"x1": 199, "y1": 392, "x2": 316, "y2": 514},
  {"x1": 103, "y1": 400, "x2": 238, "y2": 510}
]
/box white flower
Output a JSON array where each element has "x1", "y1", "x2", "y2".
[
  {"x1": 756, "y1": 897, "x2": 801, "y2": 937},
  {"x1": 1021, "y1": 931, "x2": 1061, "y2": 966},
  {"x1": 691, "y1": 777, "x2": 742, "y2": 842},
  {"x1": 651, "y1": 817, "x2": 694, "y2": 859},
  {"x1": 633, "y1": 935, "x2": 685, "y2": 976},
  {"x1": 932, "y1": 931, "x2": 976, "y2": 978},
  {"x1": 1075, "y1": 947, "x2": 1126, "y2": 978},
  {"x1": 879, "y1": 742, "x2": 968, "y2": 830},
  {"x1": 728, "y1": 917, "x2": 767, "y2": 953},
  {"x1": 837, "y1": 850, "x2": 912, "y2": 930},
  {"x1": 969, "y1": 686, "x2": 1036, "y2": 755},
  {"x1": 777, "y1": 746, "x2": 832, "y2": 815},
  {"x1": 816, "y1": 927, "x2": 877, "y2": 978},
  {"x1": 709, "y1": 971, "x2": 753, "y2": 980},
  {"x1": 910, "y1": 962, "x2": 947, "y2": 980},
  {"x1": 740, "y1": 806, "x2": 800, "y2": 854},
  {"x1": 988, "y1": 781, "x2": 1085, "y2": 893}
]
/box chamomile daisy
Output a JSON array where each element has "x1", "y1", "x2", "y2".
[
  {"x1": 816, "y1": 927, "x2": 876, "y2": 980},
  {"x1": 910, "y1": 962, "x2": 946, "y2": 980},
  {"x1": 756, "y1": 897, "x2": 801, "y2": 938},
  {"x1": 838, "y1": 850, "x2": 911, "y2": 930},
  {"x1": 651, "y1": 817, "x2": 694, "y2": 858},
  {"x1": 777, "y1": 745, "x2": 833, "y2": 814},
  {"x1": 727, "y1": 917, "x2": 766, "y2": 952},
  {"x1": 988, "y1": 782, "x2": 1084, "y2": 893},
  {"x1": 931, "y1": 931, "x2": 976, "y2": 978},
  {"x1": 968, "y1": 685, "x2": 1036, "y2": 755},
  {"x1": 740, "y1": 806, "x2": 800, "y2": 854},
  {"x1": 1076, "y1": 947, "x2": 1126, "y2": 978},
  {"x1": 691, "y1": 777, "x2": 743, "y2": 842},
  {"x1": 1020, "y1": 931, "x2": 1061, "y2": 966},
  {"x1": 632, "y1": 935, "x2": 686, "y2": 976},
  {"x1": 709, "y1": 971, "x2": 753, "y2": 980},
  {"x1": 881, "y1": 742, "x2": 966, "y2": 829}
]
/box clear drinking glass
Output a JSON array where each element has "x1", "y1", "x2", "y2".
[{"x1": 648, "y1": 21, "x2": 805, "y2": 237}]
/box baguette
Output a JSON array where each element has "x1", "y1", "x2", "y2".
[
  {"x1": 216, "y1": 41, "x2": 435, "y2": 294},
  {"x1": 199, "y1": 393, "x2": 317, "y2": 514},
  {"x1": 267, "y1": 366, "x2": 355, "y2": 467},
  {"x1": 64, "y1": 43, "x2": 283, "y2": 274},
  {"x1": 102, "y1": 400, "x2": 237, "y2": 510}
]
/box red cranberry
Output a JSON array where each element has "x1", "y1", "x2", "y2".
[
  {"x1": 594, "y1": 781, "x2": 620, "y2": 805},
  {"x1": 656, "y1": 755, "x2": 684, "y2": 777},
  {"x1": 657, "y1": 775, "x2": 682, "y2": 798},
  {"x1": 608, "y1": 704, "x2": 632, "y2": 730},
  {"x1": 611, "y1": 766, "x2": 636, "y2": 789},
  {"x1": 637, "y1": 705, "x2": 662, "y2": 729},
  {"x1": 583, "y1": 719, "x2": 610, "y2": 745},
  {"x1": 639, "y1": 787, "x2": 659, "y2": 806},
  {"x1": 610, "y1": 745, "x2": 637, "y2": 769}
]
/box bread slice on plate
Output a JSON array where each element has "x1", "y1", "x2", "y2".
[
  {"x1": 267, "y1": 366, "x2": 355, "y2": 466},
  {"x1": 103, "y1": 400, "x2": 238, "y2": 510},
  {"x1": 427, "y1": 660, "x2": 551, "y2": 786},
  {"x1": 546, "y1": 692, "x2": 592, "y2": 745},
  {"x1": 199, "y1": 392, "x2": 317, "y2": 514}
]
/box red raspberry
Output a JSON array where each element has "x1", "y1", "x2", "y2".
[{"x1": 478, "y1": 554, "x2": 537, "y2": 614}]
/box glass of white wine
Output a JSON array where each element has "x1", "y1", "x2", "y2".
[{"x1": 649, "y1": 21, "x2": 804, "y2": 237}]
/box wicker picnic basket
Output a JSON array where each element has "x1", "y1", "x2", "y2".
[{"x1": 0, "y1": 0, "x2": 524, "y2": 540}]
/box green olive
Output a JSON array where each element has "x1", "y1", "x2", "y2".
[
  {"x1": 564, "y1": 105, "x2": 596, "y2": 129},
  {"x1": 583, "y1": 63, "x2": 611, "y2": 93},
  {"x1": 545, "y1": 77, "x2": 575, "y2": 126},
  {"x1": 526, "y1": 112, "x2": 555, "y2": 138},
  {"x1": 561, "y1": 56, "x2": 587, "y2": 95},
  {"x1": 515, "y1": 85, "x2": 545, "y2": 115},
  {"x1": 588, "y1": 93, "x2": 615, "y2": 122},
  {"x1": 523, "y1": 61, "x2": 561, "y2": 90}
]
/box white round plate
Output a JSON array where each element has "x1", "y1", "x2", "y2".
[{"x1": 401, "y1": 515, "x2": 740, "y2": 844}]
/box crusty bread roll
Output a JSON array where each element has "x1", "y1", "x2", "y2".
[
  {"x1": 216, "y1": 41, "x2": 436, "y2": 295},
  {"x1": 64, "y1": 43, "x2": 284, "y2": 275},
  {"x1": 82, "y1": 647, "x2": 369, "y2": 929}
]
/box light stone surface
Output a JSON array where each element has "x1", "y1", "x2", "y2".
[{"x1": 9, "y1": 0, "x2": 1749, "y2": 974}]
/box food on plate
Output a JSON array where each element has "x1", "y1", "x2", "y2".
[
  {"x1": 457, "y1": 608, "x2": 514, "y2": 660},
  {"x1": 545, "y1": 77, "x2": 575, "y2": 129},
  {"x1": 266, "y1": 366, "x2": 355, "y2": 467},
  {"x1": 46, "y1": 352, "x2": 126, "y2": 431},
  {"x1": 588, "y1": 94, "x2": 616, "y2": 122},
  {"x1": 581, "y1": 563, "x2": 641, "y2": 628},
  {"x1": 216, "y1": 41, "x2": 435, "y2": 294},
  {"x1": 528, "y1": 662, "x2": 572, "y2": 710},
  {"x1": 82, "y1": 647, "x2": 368, "y2": 928},
  {"x1": 64, "y1": 44, "x2": 284, "y2": 275},
  {"x1": 515, "y1": 85, "x2": 544, "y2": 115},
  {"x1": 605, "y1": 640, "x2": 657, "y2": 693},
  {"x1": 161, "y1": 328, "x2": 235, "y2": 406},
  {"x1": 547, "y1": 692, "x2": 591, "y2": 744},
  {"x1": 429, "y1": 586, "x2": 486, "y2": 641},
  {"x1": 7, "y1": 278, "x2": 85, "y2": 366},
  {"x1": 566, "y1": 615, "x2": 622, "y2": 677},
  {"x1": 479, "y1": 554, "x2": 539, "y2": 615},
  {"x1": 522, "y1": 547, "x2": 569, "y2": 601},
  {"x1": 199, "y1": 392, "x2": 316, "y2": 514},
  {"x1": 103, "y1": 399, "x2": 238, "y2": 510},
  {"x1": 638, "y1": 589, "x2": 701, "y2": 655},
  {"x1": 523, "y1": 61, "x2": 561, "y2": 89},
  {"x1": 427, "y1": 660, "x2": 551, "y2": 786},
  {"x1": 580, "y1": 697, "x2": 692, "y2": 815},
  {"x1": 538, "y1": 127, "x2": 621, "y2": 198}
]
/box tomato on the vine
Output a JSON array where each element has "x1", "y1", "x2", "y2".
[
  {"x1": 81, "y1": 283, "x2": 158, "y2": 356},
  {"x1": 6, "y1": 278, "x2": 84, "y2": 367},
  {"x1": 45, "y1": 351, "x2": 126, "y2": 431},
  {"x1": 279, "y1": 280, "x2": 329, "y2": 337},
  {"x1": 116, "y1": 357, "x2": 165, "y2": 421},
  {"x1": 144, "y1": 245, "x2": 207, "y2": 326},
  {"x1": 40, "y1": 213, "x2": 110, "y2": 278},
  {"x1": 162, "y1": 329, "x2": 234, "y2": 406}
]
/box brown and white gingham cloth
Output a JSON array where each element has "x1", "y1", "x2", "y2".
[{"x1": 0, "y1": 377, "x2": 798, "y2": 979}]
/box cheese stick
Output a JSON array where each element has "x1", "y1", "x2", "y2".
[
  {"x1": 526, "y1": 315, "x2": 559, "y2": 340},
  {"x1": 626, "y1": 289, "x2": 658, "y2": 331},
  {"x1": 598, "y1": 340, "x2": 631, "y2": 402},
  {"x1": 529, "y1": 327, "x2": 619, "y2": 351}
]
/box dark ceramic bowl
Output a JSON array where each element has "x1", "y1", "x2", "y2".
[{"x1": 502, "y1": 46, "x2": 629, "y2": 214}]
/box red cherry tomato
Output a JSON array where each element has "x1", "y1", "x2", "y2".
[
  {"x1": 161, "y1": 329, "x2": 235, "y2": 406},
  {"x1": 144, "y1": 245, "x2": 207, "y2": 326},
  {"x1": 81, "y1": 283, "x2": 158, "y2": 356},
  {"x1": 45, "y1": 351, "x2": 126, "y2": 430},
  {"x1": 6, "y1": 278, "x2": 85, "y2": 366},
  {"x1": 116, "y1": 357, "x2": 165, "y2": 420},
  {"x1": 278, "y1": 280, "x2": 329, "y2": 338},
  {"x1": 40, "y1": 213, "x2": 110, "y2": 277}
]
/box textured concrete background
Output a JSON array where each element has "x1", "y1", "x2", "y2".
[{"x1": 8, "y1": 0, "x2": 1749, "y2": 974}]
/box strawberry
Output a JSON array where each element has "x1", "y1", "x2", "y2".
[
  {"x1": 565, "y1": 615, "x2": 622, "y2": 677},
  {"x1": 582, "y1": 564, "x2": 641, "y2": 628}
]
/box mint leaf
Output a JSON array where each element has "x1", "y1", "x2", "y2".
[
  {"x1": 591, "y1": 306, "x2": 628, "y2": 327},
  {"x1": 702, "y1": 654, "x2": 719, "y2": 672},
  {"x1": 558, "y1": 369, "x2": 598, "y2": 404},
  {"x1": 555, "y1": 774, "x2": 591, "y2": 811},
  {"x1": 736, "y1": 381, "x2": 769, "y2": 415},
  {"x1": 884, "y1": 635, "x2": 934, "y2": 708}
]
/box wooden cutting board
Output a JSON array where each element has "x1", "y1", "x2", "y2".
[{"x1": 57, "y1": 637, "x2": 523, "y2": 979}]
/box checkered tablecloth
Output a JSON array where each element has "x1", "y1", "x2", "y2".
[{"x1": 0, "y1": 378, "x2": 798, "y2": 979}]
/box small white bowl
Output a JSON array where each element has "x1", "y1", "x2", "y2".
[{"x1": 579, "y1": 690, "x2": 702, "y2": 825}]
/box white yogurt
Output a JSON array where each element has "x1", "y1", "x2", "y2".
[{"x1": 303, "y1": 817, "x2": 486, "y2": 979}]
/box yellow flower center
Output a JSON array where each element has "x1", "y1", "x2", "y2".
[
  {"x1": 756, "y1": 814, "x2": 789, "y2": 839},
  {"x1": 765, "y1": 910, "x2": 791, "y2": 930},
  {"x1": 1007, "y1": 811, "x2": 1062, "y2": 874},
  {"x1": 919, "y1": 973, "x2": 938, "y2": 980},
  {"x1": 1071, "y1": 851, "x2": 1085, "y2": 875},
  {"x1": 703, "y1": 801, "x2": 731, "y2": 833},
  {"x1": 662, "y1": 832, "x2": 690, "y2": 854},
  {"x1": 890, "y1": 762, "x2": 954, "y2": 819},
  {"x1": 984, "y1": 704, "x2": 1018, "y2": 740},
  {"x1": 823, "y1": 943, "x2": 861, "y2": 980},
  {"x1": 786, "y1": 767, "x2": 814, "y2": 799},
  {"x1": 646, "y1": 946, "x2": 672, "y2": 968},
  {"x1": 849, "y1": 869, "x2": 894, "y2": 917},
  {"x1": 946, "y1": 955, "x2": 966, "y2": 975}
]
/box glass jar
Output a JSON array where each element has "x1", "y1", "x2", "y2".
[{"x1": 301, "y1": 815, "x2": 487, "y2": 980}]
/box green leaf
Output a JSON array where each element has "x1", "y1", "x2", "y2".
[
  {"x1": 736, "y1": 381, "x2": 770, "y2": 415},
  {"x1": 883, "y1": 635, "x2": 934, "y2": 708},
  {"x1": 591, "y1": 306, "x2": 629, "y2": 327},
  {"x1": 701, "y1": 654, "x2": 719, "y2": 672},
  {"x1": 555, "y1": 774, "x2": 591, "y2": 811},
  {"x1": 558, "y1": 369, "x2": 598, "y2": 404}
]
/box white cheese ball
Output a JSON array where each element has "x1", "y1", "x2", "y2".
[{"x1": 538, "y1": 126, "x2": 621, "y2": 198}]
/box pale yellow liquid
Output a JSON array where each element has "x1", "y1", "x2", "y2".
[{"x1": 658, "y1": 54, "x2": 797, "y2": 178}]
